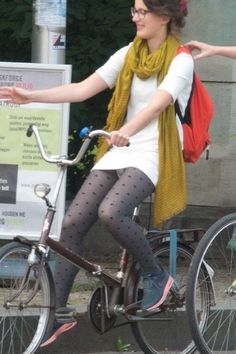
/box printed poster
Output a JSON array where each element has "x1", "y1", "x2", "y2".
[{"x1": 0, "y1": 62, "x2": 71, "y2": 240}]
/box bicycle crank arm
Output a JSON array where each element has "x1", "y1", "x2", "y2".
[
  {"x1": 126, "y1": 313, "x2": 173, "y2": 322},
  {"x1": 4, "y1": 303, "x2": 54, "y2": 309}
]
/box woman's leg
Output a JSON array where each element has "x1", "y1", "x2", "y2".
[
  {"x1": 98, "y1": 167, "x2": 173, "y2": 310},
  {"x1": 41, "y1": 170, "x2": 121, "y2": 347},
  {"x1": 98, "y1": 167, "x2": 156, "y2": 272},
  {"x1": 54, "y1": 170, "x2": 118, "y2": 308}
]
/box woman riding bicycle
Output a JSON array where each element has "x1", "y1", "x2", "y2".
[{"x1": 0, "y1": 0, "x2": 193, "y2": 346}]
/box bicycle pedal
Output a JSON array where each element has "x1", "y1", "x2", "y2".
[
  {"x1": 126, "y1": 307, "x2": 162, "y2": 321},
  {"x1": 57, "y1": 317, "x2": 77, "y2": 324},
  {"x1": 55, "y1": 307, "x2": 77, "y2": 323}
]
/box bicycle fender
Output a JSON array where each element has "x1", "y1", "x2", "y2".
[{"x1": 14, "y1": 235, "x2": 35, "y2": 247}]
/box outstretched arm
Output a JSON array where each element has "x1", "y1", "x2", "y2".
[
  {"x1": 185, "y1": 40, "x2": 236, "y2": 60},
  {"x1": 0, "y1": 72, "x2": 108, "y2": 104}
]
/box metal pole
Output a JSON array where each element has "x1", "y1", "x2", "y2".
[{"x1": 31, "y1": 0, "x2": 67, "y2": 64}]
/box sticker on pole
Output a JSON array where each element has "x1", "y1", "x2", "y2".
[{"x1": 52, "y1": 34, "x2": 66, "y2": 50}]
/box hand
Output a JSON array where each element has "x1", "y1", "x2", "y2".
[
  {"x1": 107, "y1": 131, "x2": 129, "y2": 147},
  {"x1": 184, "y1": 40, "x2": 215, "y2": 60},
  {"x1": 0, "y1": 87, "x2": 31, "y2": 104}
]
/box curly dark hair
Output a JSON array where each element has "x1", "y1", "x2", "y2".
[{"x1": 143, "y1": 0, "x2": 188, "y2": 35}]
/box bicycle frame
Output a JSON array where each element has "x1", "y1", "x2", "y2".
[
  {"x1": 1, "y1": 124, "x2": 221, "y2": 354},
  {"x1": 10, "y1": 124, "x2": 213, "y2": 316}
]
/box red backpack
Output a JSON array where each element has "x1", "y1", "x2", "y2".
[{"x1": 175, "y1": 46, "x2": 214, "y2": 163}]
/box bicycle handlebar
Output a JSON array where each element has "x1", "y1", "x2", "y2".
[{"x1": 26, "y1": 124, "x2": 111, "y2": 166}]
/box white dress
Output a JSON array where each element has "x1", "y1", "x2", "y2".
[{"x1": 93, "y1": 44, "x2": 194, "y2": 185}]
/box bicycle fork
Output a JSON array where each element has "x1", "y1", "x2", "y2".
[
  {"x1": 16, "y1": 209, "x2": 53, "y2": 307},
  {"x1": 4, "y1": 252, "x2": 46, "y2": 309},
  {"x1": 5, "y1": 208, "x2": 53, "y2": 310}
]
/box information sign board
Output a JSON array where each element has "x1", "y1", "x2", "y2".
[{"x1": 0, "y1": 62, "x2": 71, "y2": 240}]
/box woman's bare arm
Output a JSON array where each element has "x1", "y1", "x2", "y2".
[
  {"x1": 185, "y1": 40, "x2": 236, "y2": 60},
  {"x1": 0, "y1": 72, "x2": 108, "y2": 104},
  {"x1": 108, "y1": 89, "x2": 172, "y2": 147}
]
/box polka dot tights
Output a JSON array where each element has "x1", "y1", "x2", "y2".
[{"x1": 54, "y1": 168, "x2": 158, "y2": 308}]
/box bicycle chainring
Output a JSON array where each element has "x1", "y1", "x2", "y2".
[{"x1": 88, "y1": 286, "x2": 117, "y2": 333}]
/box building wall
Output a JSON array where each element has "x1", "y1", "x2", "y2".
[{"x1": 182, "y1": 0, "x2": 236, "y2": 207}]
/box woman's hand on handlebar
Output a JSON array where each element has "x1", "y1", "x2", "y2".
[
  {"x1": 0, "y1": 87, "x2": 31, "y2": 104},
  {"x1": 107, "y1": 130, "x2": 129, "y2": 147}
]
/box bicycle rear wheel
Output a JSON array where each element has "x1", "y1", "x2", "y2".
[
  {"x1": 186, "y1": 213, "x2": 236, "y2": 353},
  {"x1": 0, "y1": 241, "x2": 55, "y2": 354},
  {"x1": 126, "y1": 241, "x2": 208, "y2": 354}
]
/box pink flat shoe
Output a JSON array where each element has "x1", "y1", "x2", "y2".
[{"x1": 40, "y1": 321, "x2": 77, "y2": 347}]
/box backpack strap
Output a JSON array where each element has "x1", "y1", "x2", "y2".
[
  {"x1": 176, "y1": 45, "x2": 191, "y2": 56},
  {"x1": 174, "y1": 46, "x2": 194, "y2": 125},
  {"x1": 174, "y1": 73, "x2": 194, "y2": 126}
]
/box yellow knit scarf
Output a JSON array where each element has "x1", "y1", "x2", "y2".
[{"x1": 96, "y1": 35, "x2": 186, "y2": 226}]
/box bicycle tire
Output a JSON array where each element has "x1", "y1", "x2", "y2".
[
  {"x1": 186, "y1": 213, "x2": 236, "y2": 353},
  {"x1": 125, "y1": 241, "x2": 208, "y2": 354},
  {"x1": 0, "y1": 241, "x2": 56, "y2": 354}
]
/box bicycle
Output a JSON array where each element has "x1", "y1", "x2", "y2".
[
  {"x1": 0, "y1": 124, "x2": 210, "y2": 354},
  {"x1": 186, "y1": 212, "x2": 236, "y2": 353}
]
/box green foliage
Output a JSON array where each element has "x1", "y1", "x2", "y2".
[
  {"x1": 115, "y1": 336, "x2": 131, "y2": 352},
  {"x1": 0, "y1": 0, "x2": 135, "y2": 197},
  {"x1": 0, "y1": 0, "x2": 32, "y2": 62},
  {"x1": 67, "y1": 130, "x2": 98, "y2": 197},
  {"x1": 66, "y1": 0, "x2": 134, "y2": 131},
  {"x1": 66, "y1": 0, "x2": 134, "y2": 195}
]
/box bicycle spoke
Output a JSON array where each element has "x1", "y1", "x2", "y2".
[
  {"x1": 0, "y1": 242, "x2": 55, "y2": 354},
  {"x1": 130, "y1": 243, "x2": 198, "y2": 354},
  {"x1": 187, "y1": 213, "x2": 236, "y2": 353}
]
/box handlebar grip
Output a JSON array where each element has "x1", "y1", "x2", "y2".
[
  {"x1": 26, "y1": 124, "x2": 34, "y2": 137},
  {"x1": 79, "y1": 127, "x2": 91, "y2": 138},
  {"x1": 79, "y1": 126, "x2": 130, "y2": 146}
]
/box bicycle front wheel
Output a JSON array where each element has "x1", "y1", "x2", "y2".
[
  {"x1": 126, "y1": 241, "x2": 208, "y2": 354},
  {"x1": 187, "y1": 213, "x2": 236, "y2": 353},
  {"x1": 0, "y1": 241, "x2": 55, "y2": 354}
]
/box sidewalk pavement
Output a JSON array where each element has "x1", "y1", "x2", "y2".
[
  {"x1": 38, "y1": 266, "x2": 143, "y2": 354},
  {"x1": 37, "y1": 262, "x2": 202, "y2": 354},
  {"x1": 38, "y1": 307, "x2": 142, "y2": 354}
]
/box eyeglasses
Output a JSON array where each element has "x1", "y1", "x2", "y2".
[{"x1": 130, "y1": 6, "x2": 152, "y2": 20}]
